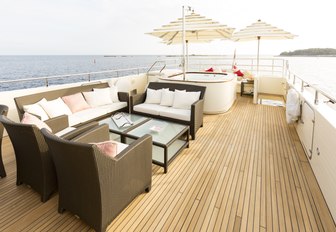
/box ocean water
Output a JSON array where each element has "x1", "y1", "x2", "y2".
[
  {"x1": 0, "y1": 55, "x2": 335, "y2": 99},
  {"x1": 0, "y1": 55, "x2": 174, "y2": 91}
]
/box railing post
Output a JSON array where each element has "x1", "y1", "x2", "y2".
[
  {"x1": 293, "y1": 75, "x2": 296, "y2": 85},
  {"x1": 301, "y1": 80, "x2": 304, "y2": 92},
  {"x1": 314, "y1": 90, "x2": 319, "y2": 105},
  {"x1": 88, "y1": 74, "x2": 91, "y2": 82},
  {"x1": 45, "y1": 78, "x2": 49, "y2": 87}
]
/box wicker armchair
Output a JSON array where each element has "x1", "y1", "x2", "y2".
[
  {"x1": 0, "y1": 104, "x2": 9, "y2": 178},
  {"x1": 0, "y1": 114, "x2": 99, "y2": 202},
  {"x1": 41, "y1": 124, "x2": 152, "y2": 232}
]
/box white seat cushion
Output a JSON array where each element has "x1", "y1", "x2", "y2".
[
  {"x1": 55, "y1": 127, "x2": 76, "y2": 137},
  {"x1": 133, "y1": 103, "x2": 169, "y2": 116},
  {"x1": 68, "y1": 108, "x2": 107, "y2": 126},
  {"x1": 159, "y1": 107, "x2": 191, "y2": 121},
  {"x1": 97, "y1": 102, "x2": 127, "y2": 114},
  {"x1": 68, "y1": 102, "x2": 127, "y2": 126},
  {"x1": 115, "y1": 141, "x2": 128, "y2": 154}
]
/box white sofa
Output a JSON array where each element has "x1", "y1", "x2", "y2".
[
  {"x1": 131, "y1": 82, "x2": 206, "y2": 140},
  {"x1": 14, "y1": 82, "x2": 128, "y2": 127}
]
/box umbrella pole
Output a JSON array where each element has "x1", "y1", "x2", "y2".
[
  {"x1": 257, "y1": 36, "x2": 260, "y2": 75},
  {"x1": 182, "y1": 6, "x2": 186, "y2": 80},
  {"x1": 254, "y1": 36, "x2": 261, "y2": 104},
  {"x1": 186, "y1": 40, "x2": 189, "y2": 73}
]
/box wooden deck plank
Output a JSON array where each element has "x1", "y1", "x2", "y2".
[{"x1": 0, "y1": 96, "x2": 335, "y2": 231}]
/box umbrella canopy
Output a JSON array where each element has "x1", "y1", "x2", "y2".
[
  {"x1": 232, "y1": 19, "x2": 297, "y2": 73},
  {"x1": 147, "y1": 11, "x2": 234, "y2": 75},
  {"x1": 148, "y1": 12, "x2": 234, "y2": 44}
]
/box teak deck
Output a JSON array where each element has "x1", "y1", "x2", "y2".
[{"x1": 0, "y1": 96, "x2": 335, "y2": 231}]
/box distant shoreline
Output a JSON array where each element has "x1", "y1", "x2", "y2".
[{"x1": 279, "y1": 48, "x2": 336, "y2": 57}]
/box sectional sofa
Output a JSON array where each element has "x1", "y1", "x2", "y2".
[{"x1": 14, "y1": 82, "x2": 128, "y2": 127}]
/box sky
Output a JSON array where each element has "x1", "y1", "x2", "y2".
[{"x1": 0, "y1": 0, "x2": 335, "y2": 56}]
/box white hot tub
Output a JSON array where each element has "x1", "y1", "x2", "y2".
[{"x1": 159, "y1": 72, "x2": 237, "y2": 114}]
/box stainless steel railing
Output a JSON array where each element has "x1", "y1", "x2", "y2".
[
  {"x1": 287, "y1": 70, "x2": 336, "y2": 105},
  {"x1": 0, "y1": 67, "x2": 150, "y2": 91}
]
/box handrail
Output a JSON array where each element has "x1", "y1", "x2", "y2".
[
  {"x1": 0, "y1": 67, "x2": 150, "y2": 90},
  {"x1": 146, "y1": 61, "x2": 167, "y2": 74},
  {"x1": 287, "y1": 70, "x2": 336, "y2": 105}
]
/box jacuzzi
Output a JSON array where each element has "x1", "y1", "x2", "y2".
[{"x1": 158, "y1": 72, "x2": 237, "y2": 114}]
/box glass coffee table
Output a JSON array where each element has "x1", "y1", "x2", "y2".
[
  {"x1": 99, "y1": 113, "x2": 150, "y2": 142},
  {"x1": 124, "y1": 118, "x2": 189, "y2": 173}
]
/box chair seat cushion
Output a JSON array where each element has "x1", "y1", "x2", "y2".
[
  {"x1": 93, "y1": 140, "x2": 128, "y2": 158},
  {"x1": 21, "y1": 112, "x2": 52, "y2": 132},
  {"x1": 55, "y1": 127, "x2": 76, "y2": 137}
]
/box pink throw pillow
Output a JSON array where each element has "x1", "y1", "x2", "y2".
[
  {"x1": 62, "y1": 93, "x2": 91, "y2": 113},
  {"x1": 21, "y1": 112, "x2": 52, "y2": 132},
  {"x1": 94, "y1": 141, "x2": 118, "y2": 158}
]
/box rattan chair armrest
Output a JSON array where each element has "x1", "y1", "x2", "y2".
[
  {"x1": 70, "y1": 124, "x2": 110, "y2": 143},
  {"x1": 45, "y1": 115, "x2": 69, "y2": 133}
]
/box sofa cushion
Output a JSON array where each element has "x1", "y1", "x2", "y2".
[
  {"x1": 67, "y1": 102, "x2": 127, "y2": 126},
  {"x1": 97, "y1": 102, "x2": 127, "y2": 114},
  {"x1": 21, "y1": 112, "x2": 52, "y2": 132},
  {"x1": 172, "y1": 90, "x2": 201, "y2": 110},
  {"x1": 160, "y1": 89, "x2": 175, "y2": 107},
  {"x1": 133, "y1": 103, "x2": 169, "y2": 116},
  {"x1": 83, "y1": 90, "x2": 113, "y2": 107},
  {"x1": 94, "y1": 87, "x2": 119, "y2": 103},
  {"x1": 68, "y1": 107, "x2": 108, "y2": 126},
  {"x1": 62, "y1": 93, "x2": 91, "y2": 113},
  {"x1": 159, "y1": 107, "x2": 191, "y2": 121},
  {"x1": 40, "y1": 97, "x2": 72, "y2": 118},
  {"x1": 145, "y1": 88, "x2": 162, "y2": 104},
  {"x1": 23, "y1": 98, "x2": 49, "y2": 121}
]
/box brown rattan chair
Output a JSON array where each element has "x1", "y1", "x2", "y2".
[
  {"x1": 0, "y1": 113, "x2": 99, "y2": 202},
  {"x1": 41, "y1": 124, "x2": 152, "y2": 232},
  {"x1": 0, "y1": 104, "x2": 9, "y2": 178}
]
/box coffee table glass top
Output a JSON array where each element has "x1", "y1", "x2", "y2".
[
  {"x1": 126, "y1": 118, "x2": 188, "y2": 145},
  {"x1": 99, "y1": 113, "x2": 149, "y2": 133}
]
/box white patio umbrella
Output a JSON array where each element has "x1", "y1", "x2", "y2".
[
  {"x1": 232, "y1": 19, "x2": 297, "y2": 74},
  {"x1": 232, "y1": 19, "x2": 296, "y2": 104},
  {"x1": 147, "y1": 10, "x2": 234, "y2": 77}
]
